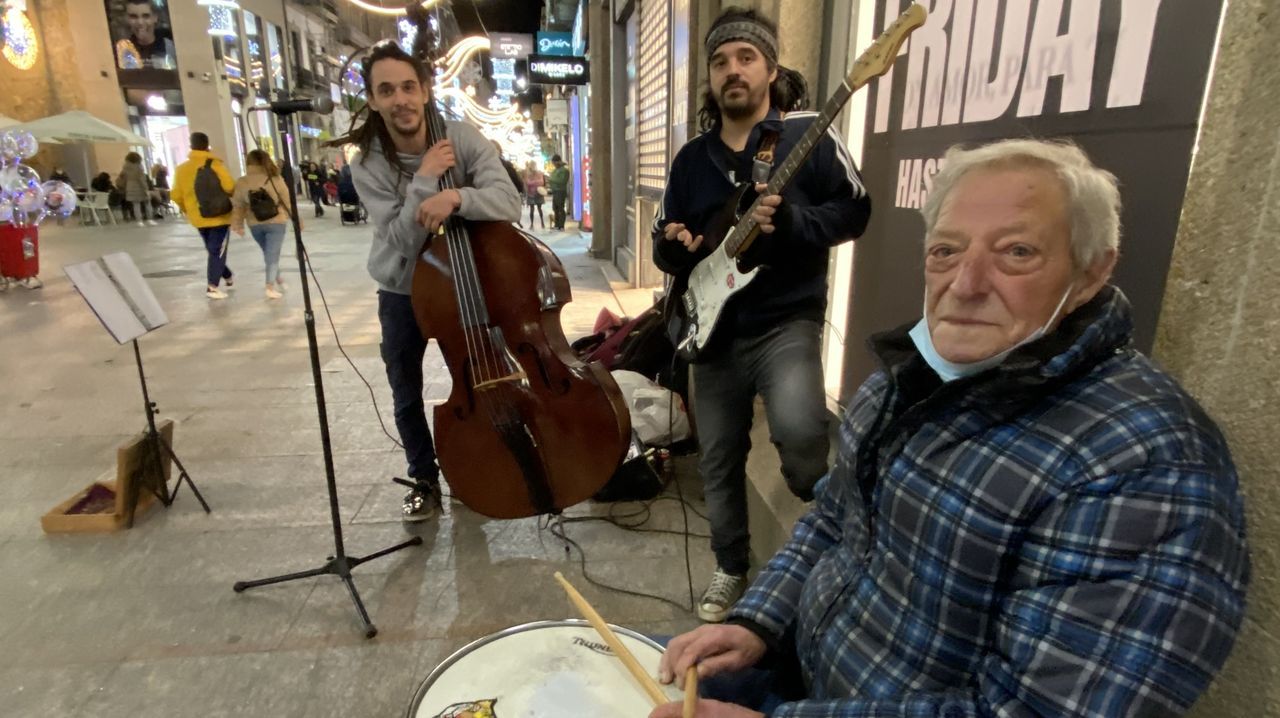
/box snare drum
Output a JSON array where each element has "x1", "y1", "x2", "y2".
[{"x1": 407, "y1": 620, "x2": 682, "y2": 718}]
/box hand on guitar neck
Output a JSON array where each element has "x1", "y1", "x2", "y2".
[{"x1": 748, "y1": 183, "x2": 786, "y2": 237}]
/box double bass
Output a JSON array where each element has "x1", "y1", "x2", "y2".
[{"x1": 405, "y1": 6, "x2": 630, "y2": 519}]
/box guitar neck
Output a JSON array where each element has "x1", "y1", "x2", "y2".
[
  {"x1": 723, "y1": 82, "x2": 853, "y2": 258},
  {"x1": 723, "y1": 3, "x2": 926, "y2": 259}
]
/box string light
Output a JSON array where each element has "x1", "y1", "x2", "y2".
[{"x1": 346, "y1": 0, "x2": 439, "y2": 17}]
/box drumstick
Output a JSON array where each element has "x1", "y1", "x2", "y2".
[
  {"x1": 553, "y1": 571, "x2": 668, "y2": 707},
  {"x1": 683, "y1": 665, "x2": 698, "y2": 718}
]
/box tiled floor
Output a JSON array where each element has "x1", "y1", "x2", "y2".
[{"x1": 0, "y1": 212, "x2": 705, "y2": 716}]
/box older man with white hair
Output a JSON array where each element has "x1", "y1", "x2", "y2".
[{"x1": 650, "y1": 139, "x2": 1249, "y2": 718}]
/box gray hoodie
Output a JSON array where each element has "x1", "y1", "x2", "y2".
[{"x1": 350, "y1": 120, "x2": 522, "y2": 295}]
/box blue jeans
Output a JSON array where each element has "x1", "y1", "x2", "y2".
[
  {"x1": 693, "y1": 319, "x2": 829, "y2": 575},
  {"x1": 377, "y1": 290, "x2": 439, "y2": 488},
  {"x1": 249, "y1": 222, "x2": 286, "y2": 285},
  {"x1": 198, "y1": 225, "x2": 233, "y2": 288}
]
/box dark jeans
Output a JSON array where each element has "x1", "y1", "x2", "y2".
[
  {"x1": 308, "y1": 184, "x2": 325, "y2": 215},
  {"x1": 693, "y1": 319, "x2": 829, "y2": 575},
  {"x1": 378, "y1": 290, "x2": 439, "y2": 488},
  {"x1": 551, "y1": 190, "x2": 567, "y2": 229},
  {"x1": 198, "y1": 225, "x2": 233, "y2": 287}
]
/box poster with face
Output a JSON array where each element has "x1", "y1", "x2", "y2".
[{"x1": 105, "y1": 0, "x2": 178, "y2": 71}]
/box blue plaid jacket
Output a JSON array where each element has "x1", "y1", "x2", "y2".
[{"x1": 729, "y1": 287, "x2": 1249, "y2": 717}]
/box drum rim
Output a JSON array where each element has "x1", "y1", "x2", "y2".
[{"x1": 404, "y1": 618, "x2": 666, "y2": 718}]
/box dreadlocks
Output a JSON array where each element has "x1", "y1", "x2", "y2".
[
  {"x1": 697, "y1": 7, "x2": 809, "y2": 133},
  {"x1": 326, "y1": 41, "x2": 430, "y2": 178}
]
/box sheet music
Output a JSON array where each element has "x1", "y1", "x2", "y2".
[{"x1": 64, "y1": 253, "x2": 169, "y2": 344}]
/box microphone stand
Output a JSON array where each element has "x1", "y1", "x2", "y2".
[{"x1": 232, "y1": 106, "x2": 422, "y2": 639}]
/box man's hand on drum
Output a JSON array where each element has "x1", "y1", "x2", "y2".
[{"x1": 648, "y1": 625, "x2": 768, "y2": 718}]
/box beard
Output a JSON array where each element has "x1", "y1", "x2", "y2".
[
  {"x1": 717, "y1": 81, "x2": 767, "y2": 121},
  {"x1": 387, "y1": 110, "x2": 424, "y2": 139}
]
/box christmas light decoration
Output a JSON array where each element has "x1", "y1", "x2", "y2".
[{"x1": 2, "y1": 6, "x2": 38, "y2": 71}]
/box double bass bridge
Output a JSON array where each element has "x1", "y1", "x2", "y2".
[{"x1": 472, "y1": 369, "x2": 529, "y2": 392}]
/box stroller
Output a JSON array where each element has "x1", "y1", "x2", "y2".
[{"x1": 337, "y1": 167, "x2": 367, "y2": 225}]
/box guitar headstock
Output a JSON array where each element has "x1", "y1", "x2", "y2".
[{"x1": 847, "y1": 3, "x2": 928, "y2": 87}]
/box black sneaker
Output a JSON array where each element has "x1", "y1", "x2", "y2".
[{"x1": 402, "y1": 484, "x2": 443, "y2": 522}]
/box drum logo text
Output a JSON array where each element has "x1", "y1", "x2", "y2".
[{"x1": 571, "y1": 636, "x2": 614, "y2": 656}]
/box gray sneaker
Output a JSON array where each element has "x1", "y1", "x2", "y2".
[
  {"x1": 697, "y1": 568, "x2": 747, "y2": 623},
  {"x1": 402, "y1": 484, "x2": 443, "y2": 522}
]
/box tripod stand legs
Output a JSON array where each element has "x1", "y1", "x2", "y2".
[
  {"x1": 156, "y1": 433, "x2": 209, "y2": 513},
  {"x1": 233, "y1": 535, "x2": 424, "y2": 638}
]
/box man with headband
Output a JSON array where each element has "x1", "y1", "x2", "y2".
[
  {"x1": 649, "y1": 138, "x2": 1248, "y2": 717},
  {"x1": 652, "y1": 7, "x2": 871, "y2": 623}
]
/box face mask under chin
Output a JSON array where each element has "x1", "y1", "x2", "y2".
[{"x1": 909, "y1": 284, "x2": 1075, "y2": 382}]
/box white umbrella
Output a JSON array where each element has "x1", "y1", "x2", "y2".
[{"x1": 9, "y1": 110, "x2": 146, "y2": 145}]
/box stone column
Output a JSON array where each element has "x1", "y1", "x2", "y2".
[
  {"x1": 588, "y1": 0, "x2": 612, "y2": 258},
  {"x1": 170, "y1": 0, "x2": 242, "y2": 175},
  {"x1": 1153, "y1": 0, "x2": 1280, "y2": 714},
  {"x1": 765, "y1": 0, "x2": 822, "y2": 96}
]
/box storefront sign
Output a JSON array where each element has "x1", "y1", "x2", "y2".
[
  {"x1": 843, "y1": 0, "x2": 1226, "y2": 391},
  {"x1": 528, "y1": 54, "x2": 589, "y2": 85},
  {"x1": 488, "y1": 32, "x2": 533, "y2": 60},
  {"x1": 536, "y1": 31, "x2": 574, "y2": 56}
]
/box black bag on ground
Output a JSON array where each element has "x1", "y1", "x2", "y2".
[
  {"x1": 194, "y1": 159, "x2": 232, "y2": 218},
  {"x1": 592, "y1": 433, "x2": 663, "y2": 502}
]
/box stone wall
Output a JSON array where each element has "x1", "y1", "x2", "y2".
[{"x1": 1155, "y1": 0, "x2": 1280, "y2": 714}]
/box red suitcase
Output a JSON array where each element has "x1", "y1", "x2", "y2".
[{"x1": 0, "y1": 224, "x2": 39, "y2": 280}]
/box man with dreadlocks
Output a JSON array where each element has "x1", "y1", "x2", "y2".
[
  {"x1": 347, "y1": 41, "x2": 521, "y2": 521},
  {"x1": 652, "y1": 8, "x2": 871, "y2": 622}
]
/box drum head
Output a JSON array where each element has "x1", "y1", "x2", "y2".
[{"x1": 407, "y1": 620, "x2": 682, "y2": 717}]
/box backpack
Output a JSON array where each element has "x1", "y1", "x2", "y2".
[
  {"x1": 247, "y1": 179, "x2": 282, "y2": 222},
  {"x1": 194, "y1": 159, "x2": 232, "y2": 218}
]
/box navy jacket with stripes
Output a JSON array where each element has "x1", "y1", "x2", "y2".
[{"x1": 652, "y1": 109, "x2": 871, "y2": 347}]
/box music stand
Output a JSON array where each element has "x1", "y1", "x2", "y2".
[
  {"x1": 63, "y1": 253, "x2": 211, "y2": 526},
  {"x1": 230, "y1": 105, "x2": 423, "y2": 639}
]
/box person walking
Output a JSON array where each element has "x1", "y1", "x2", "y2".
[
  {"x1": 117, "y1": 152, "x2": 151, "y2": 225},
  {"x1": 171, "y1": 132, "x2": 237, "y2": 299},
  {"x1": 230, "y1": 149, "x2": 292, "y2": 299},
  {"x1": 547, "y1": 154, "x2": 570, "y2": 230}
]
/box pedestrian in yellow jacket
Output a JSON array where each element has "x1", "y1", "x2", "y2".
[{"x1": 171, "y1": 133, "x2": 237, "y2": 298}]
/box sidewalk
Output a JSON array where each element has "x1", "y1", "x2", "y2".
[{"x1": 0, "y1": 212, "x2": 705, "y2": 716}]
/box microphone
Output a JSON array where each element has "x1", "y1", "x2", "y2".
[{"x1": 268, "y1": 95, "x2": 335, "y2": 115}]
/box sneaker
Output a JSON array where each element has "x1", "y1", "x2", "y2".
[
  {"x1": 206, "y1": 288, "x2": 227, "y2": 299},
  {"x1": 402, "y1": 483, "x2": 443, "y2": 522},
  {"x1": 697, "y1": 568, "x2": 747, "y2": 623},
  {"x1": 265, "y1": 287, "x2": 283, "y2": 300}
]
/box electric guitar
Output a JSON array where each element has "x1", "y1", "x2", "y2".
[{"x1": 671, "y1": 3, "x2": 927, "y2": 361}]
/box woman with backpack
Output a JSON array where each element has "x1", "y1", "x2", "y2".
[{"x1": 230, "y1": 149, "x2": 292, "y2": 299}]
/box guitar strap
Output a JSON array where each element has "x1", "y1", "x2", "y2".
[{"x1": 751, "y1": 125, "x2": 782, "y2": 185}]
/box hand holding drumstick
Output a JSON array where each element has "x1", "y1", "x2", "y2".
[{"x1": 647, "y1": 624, "x2": 768, "y2": 718}]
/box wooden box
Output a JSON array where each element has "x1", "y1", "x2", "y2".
[{"x1": 40, "y1": 419, "x2": 174, "y2": 534}]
